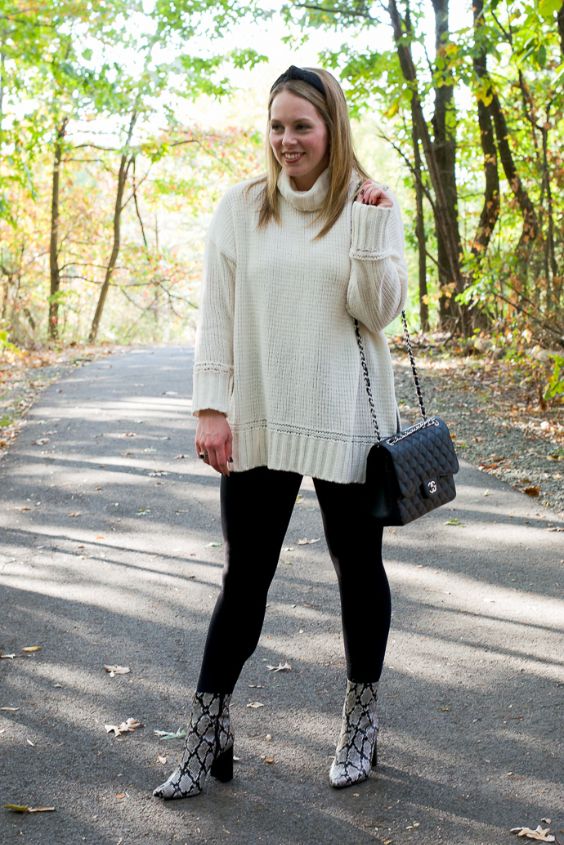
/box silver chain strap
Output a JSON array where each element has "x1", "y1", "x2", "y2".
[{"x1": 354, "y1": 311, "x2": 427, "y2": 443}]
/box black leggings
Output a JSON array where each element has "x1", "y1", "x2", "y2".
[{"x1": 197, "y1": 466, "x2": 391, "y2": 694}]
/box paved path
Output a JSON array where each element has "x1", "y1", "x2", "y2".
[{"x1": 1, "y1": 346, "x2": 562, "y2": 845}]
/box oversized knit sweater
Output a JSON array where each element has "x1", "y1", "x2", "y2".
[{"x1": 191, "y1": 168, "x2": 408, "y2": 483}]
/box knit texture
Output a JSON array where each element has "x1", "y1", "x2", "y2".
[{"x1": 192, "y1": 169, "x2": 408, "y2": 483}]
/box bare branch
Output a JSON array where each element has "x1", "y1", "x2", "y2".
[{"x1": 292, "y1": 2, "x2": 376, "y2": 21}]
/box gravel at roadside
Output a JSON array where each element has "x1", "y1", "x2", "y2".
[{"x1": 393, "y1": 351, "x2": 563, "y2": 518}]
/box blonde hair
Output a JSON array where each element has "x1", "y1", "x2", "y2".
[{"x1": 251, "y1": 68, "x2": 370, "y2": 239}]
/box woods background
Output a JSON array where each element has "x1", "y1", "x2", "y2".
[{"x1": 0, "y1": 0, "x2": 562, "y2": 399}]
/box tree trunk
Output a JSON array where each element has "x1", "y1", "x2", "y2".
[
  {"x1": 540, "y1": 119, "x2": 558, "y2": 311},
  {"x1": 88, "y1": 112, "x2": 137, "y2": 343},
  {"x1": 430, "y1": 0, "x2": 461, "y2": 329},
  {"x1": 410, "y1": 107, "x2": 429, "y2": 331},
  {"x1": 471, "y1": 0, "x2": 500, "y2": 260},
  {"x1": 0, "y1": 31, "x2": 5, "y2": 136},
  {"x1": 49, "y1": 118, "x2": 68, "y2": 341},
  {"x1": 387, "y1": 0, "x2": 468, "y2": 334},
  {"x1": 488, "y1": 92, "x2": 539, "y2": 257}
]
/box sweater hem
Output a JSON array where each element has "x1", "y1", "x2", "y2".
[{"x1": 231, "y1": 425, "x2": 375, "y2": 484}]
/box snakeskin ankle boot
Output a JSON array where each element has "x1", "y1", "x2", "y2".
[
  {"x1": 153, "y1": 691, "x2": 233, "y2": 800},
  {"x1": 329, "y1": 680, "x2": 379, "y2": 789}
]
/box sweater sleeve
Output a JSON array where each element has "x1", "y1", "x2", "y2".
[
  {"x1": 346, "y1": 193, "x2": 408, "y2": 333},
  {"x1": 191, "y1": 192, "x2": 236, "y2": 417}
]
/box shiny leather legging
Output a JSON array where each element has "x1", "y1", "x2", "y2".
[{"x1": 197, "y1": 466, "x2": 391, "y2": 693}]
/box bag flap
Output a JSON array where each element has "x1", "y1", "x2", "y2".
[{"x1": 379, "y1": 417, "x2": 459, "y2": 498}]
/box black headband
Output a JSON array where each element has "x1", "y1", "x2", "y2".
[{"x1": 270, "y1": 65, "x2": 325, "y2": 97}]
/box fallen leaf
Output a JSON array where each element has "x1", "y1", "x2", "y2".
[
  {"x1": 4, "y1": 804, "x2": 55, "y2": 813},
  {"x1": 297, "y1": 537, "x2": 320, "y2": 545},
  {"x1": 103, "y1": 665, "x2": 130, "y2": 677},
  {"x1": 510, "y1": 826, "x2": 555, "y2": 842},
  {"x1": 157, "y1": 755, "x2": 167, "y2": 764},
  {"x1": 105, "y1": 718, "x2": 144, "y2": 737},
  {"x1": 444, "y1": 518, "x2": 464, "y2": 526},
  {"x1": 523, "y1": 486, "x2": 540, "y2": 497},
  {"x1": 153, "y1": 727, "x2": 186, "y2": 740},
  {"x1": 264, "y1": 755, "x2": 275, "y2": 764},
  {"x1": 21, "y1": 646, "x2": 42, "y2": 653},
  {"x1": 0, "y1": 707, "x2": 19, "y2": 712},
  {"x1": 67, "y1": 511, "x2": 82, "y2": 518},
  {"x1": 266, "y1": 662, "x2": 292, "y2": 673},
  {"x1": 247, "y1": 701, "x2": 265, "y2": 709},
  {"x1": 115, "y1": 792, "x2": 126, "y2": 800}
]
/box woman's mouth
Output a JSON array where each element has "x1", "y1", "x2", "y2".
[{"x1": 282, "y1": 152, "x2": 304, "y2": 163}]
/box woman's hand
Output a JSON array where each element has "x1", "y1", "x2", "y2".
[
  {"x1": 357, "y1": 180, "x2": 393, "y2": 208},
  {"x1": 195, "y1": 410, "x2": 233, "y2": 476}
]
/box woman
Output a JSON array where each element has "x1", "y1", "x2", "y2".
[{"x1": 153, "y1": 65, "x2": 407, "y2": 800}]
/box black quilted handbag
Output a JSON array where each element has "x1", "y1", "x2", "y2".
[{"x1": 355, "y1": 313, "x2": 459, "y2": 525}]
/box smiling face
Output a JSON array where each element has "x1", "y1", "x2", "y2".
[{"x1": 269, "y1": 90, "x2": 330, "y2": 191}]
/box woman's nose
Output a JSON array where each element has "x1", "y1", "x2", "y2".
[{"x1": 282, "y1": 130, "x2": 297, "y2": 146}]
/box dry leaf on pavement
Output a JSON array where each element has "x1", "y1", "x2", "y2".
[
  {"x1": 21, "y1": 646, "x2": 42, "y2": 653},
  {"x1": 103, "y1": 665, "x2": 130, "y2": 677},
  {"x1": 266, "y1": 662, "x2": 292, "y2": 673},
  {"x1": 247, "y1": 702, "x2": 265, "y2": 709},
  {"x1": 105, "y1": 718, "x2": 144, "y2": 737},
  {"x1": 4, "y1": 804, "x2": 55, "y2": 813},
  {"x1": 153, "y1": 727, "x2": 186, "y2": 740},
  {"x1": 510, "y1": 826, "x2": 555, "y2": 842}
]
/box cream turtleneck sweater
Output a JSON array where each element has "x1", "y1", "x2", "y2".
[{"x1": 191, "y1": 168, "x2": 408, "y2": 483}]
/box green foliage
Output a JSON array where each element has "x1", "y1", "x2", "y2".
[
  {"x1": 284, "y1": 0, "x2": 562, "y2": 344},
  {"x1": 0, "y1": 328, "x2": 20, "y2": 354},
  {"x1": 0, "y1": 0, "x2": 268, "y2": 343},
  {"x1": 544, "y1": 355, "x2": 564, "y2": 403}
]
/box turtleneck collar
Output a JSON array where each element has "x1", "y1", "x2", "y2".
[{"x1": 277, "y1": 168, "x2": 331, "y2": 212}]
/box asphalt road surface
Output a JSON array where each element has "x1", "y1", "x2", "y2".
[{"x1": 1, "y1": 346, "x2": 562, "y2": 845}]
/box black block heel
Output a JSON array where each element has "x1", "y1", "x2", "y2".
[
  {"x1": 210, "y1": 745, "x2": 234, "y2": 782},
  {"x1": 371, "y1": 741, "x2": 378, "y2": 769}
]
